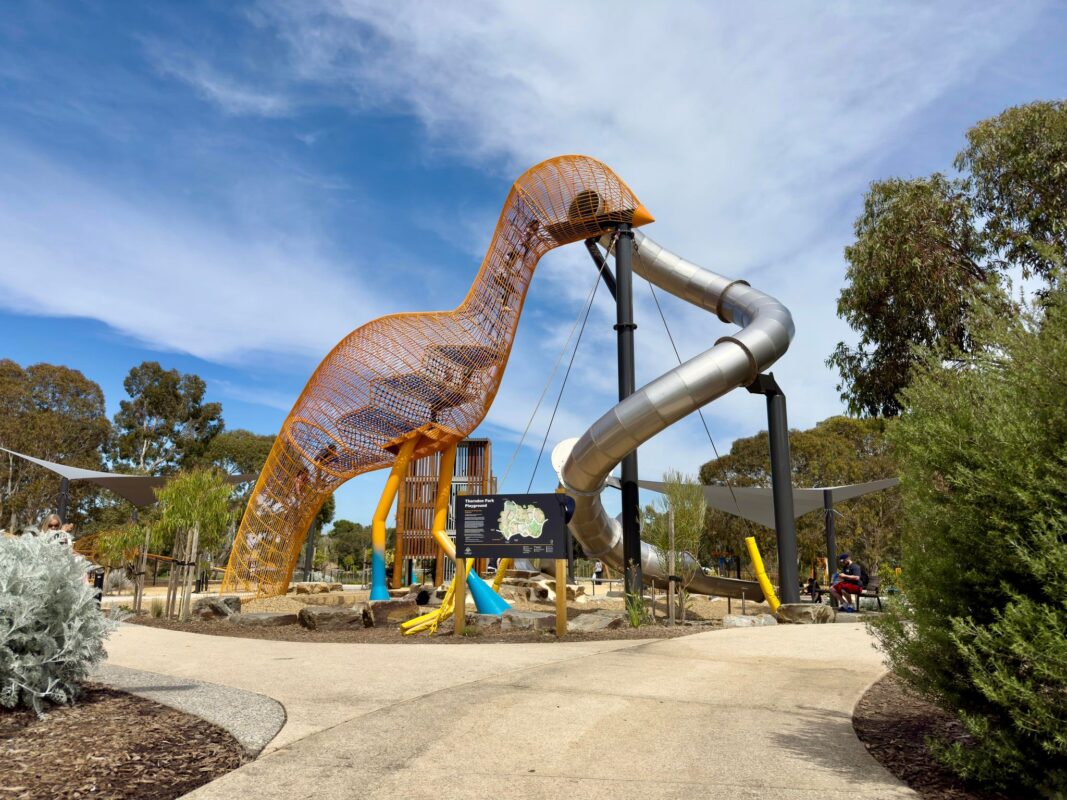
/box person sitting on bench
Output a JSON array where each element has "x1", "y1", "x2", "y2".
[{"x1": 830, "y1": 553, "x2": 863, "y2": 612}]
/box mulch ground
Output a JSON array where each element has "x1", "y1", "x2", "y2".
[
  {"x1": 0, "y1": 684, "x2": 246, "y2": 800},
  {"x1": 129, "y1": 613, "x2": 713, "y2": 644},
  {"x1": 853, "y1": 674, "x2": 1010, "y2": 800}
]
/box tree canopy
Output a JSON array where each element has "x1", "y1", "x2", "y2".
[
  {"x1": 830, "y1": 100, "x2": 1066, "y2": 417},
  {"x1": 0, "y1": 360, "x2": 110, "y2": 530},
  {"x1": 111, "y1": 361, "x2": 223, "y2": 475},
  {"x1": 698, "y1": 416, "x2": 899, "y2": 572}
]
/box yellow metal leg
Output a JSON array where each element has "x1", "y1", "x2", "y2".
[
  {"x1": 370, "y1": 436, "x2": 418, "y2": 601},
  {"x1": 745, "y1": 535, "x2": 781, "y2": 613}
]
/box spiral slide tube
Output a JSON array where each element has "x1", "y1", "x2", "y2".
[{"x1": 557, "y1": 231, "x2": 795, "y2": 602}]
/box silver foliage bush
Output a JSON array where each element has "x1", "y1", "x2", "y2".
[{"x1": 0, "y1": 536, "x2": 118, "y2": 715}]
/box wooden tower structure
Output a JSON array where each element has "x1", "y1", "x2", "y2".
[{"x1": 393, "y1": 438, "x2": 495, "y2": 586}]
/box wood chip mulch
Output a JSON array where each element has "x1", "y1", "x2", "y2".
[
  {"x1": 0, "y1": 683, "x2": 246, "y2": 800},
  {"x1": 853, "y1": 674, "x2": 1010, "y2": 800}
]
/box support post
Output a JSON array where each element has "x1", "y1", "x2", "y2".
[
  {"x1": 454, "y1": 558, "x2": 467, "y2": 635},
  {"x1": 370, "y1": 436, "x2": 419, "y2": 601},
  {"x1": 57, "y1": 477, "x2": 70, "y2": 523},
  {"x1": 823, "y1": 489, "x2": 836, "y2": 584},
  {"x1": 584, "y1": 238, "x2": 618, "y2": 301},
  {"x1": 614, "y1": 223, "x2": 642, "y2": 595},
  {"x1": 555, "y1": 559, "x2": 567, "y2": 638},
  {"x1": 746, "y1": 373, "x2": 800, "y2": 604}
]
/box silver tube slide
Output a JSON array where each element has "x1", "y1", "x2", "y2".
[{"x1": 554, "y1": 231, "x2": 795, "y2": 601}]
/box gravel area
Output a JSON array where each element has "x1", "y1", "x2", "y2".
[{"x1": 0, "y1": 684, "x2": 245, "y2": 800}]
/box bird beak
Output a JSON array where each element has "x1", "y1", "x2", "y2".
[{"x1": 631, "y1": 203, "x2": 655, "y2": 227}]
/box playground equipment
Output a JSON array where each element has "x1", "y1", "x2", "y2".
[
  {"x1": 222, "y1": 155, "x2": 654, "y2": 600},
  {"x1": 223, "y1": 154, "x2": 794, "y2": 608}
]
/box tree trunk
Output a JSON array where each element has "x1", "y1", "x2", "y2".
[
  {"x1": 165, "y1": 530, "x2": 186, "y2": 619},
  {"x1": 180, "y1": 524, "x2": 200, "y2": 622},
  {"x1": 133, "y1": 524, "x2": 151, "y2": 614},
  {"x1": 667, "y1": 506, "x2": 676, "y2": 626}
]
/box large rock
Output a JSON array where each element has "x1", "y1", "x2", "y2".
[
  {"x1": 219, "y1": 595, "x2": 241, "y2": 614},
  {"x1": 295, "y1": 582, "x2": 330, "y2": 595},
  {"x1": 533, "y1": 579, "x2": 586, "y2": 601},
  {"x1": 193, "y1": 597, "x2": 235, "y2": 620},
  {"x1": 501, "y1": 610, "x2": 556, "y2": 632},
  {"x1": 722, "y1": 613, "x2": 778, "y2": 628},
  {"x1": 569, "y1": 611, "x2": 624, "y2": 632},
  {"x1": 298, "y1": 605, "x2": 369, "y2": 630},
  {"x1": 365, "y1": 595, "x2": 421, "y2": 626},
  {"x1": 299, "y1": 593, "x2": 355, "y2": 607},
  {"x1": 229, "y1": 612, "x2": 299, "y2": 627},
  {"x1": 776, "y1": 603, "x2": 835, "y2": 624}
]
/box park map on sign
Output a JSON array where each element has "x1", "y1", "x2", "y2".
[{"x1": 497, "y1": 500, "x2": 547, "y2": 541}]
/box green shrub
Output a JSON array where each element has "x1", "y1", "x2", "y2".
[
  {"x1": 875, "y1": 287, "x2": 1067, "y2": 796},
  {"x1": 149, "y1": 598, "x2": 164, "y2": 618},
  {"x1": 0, "y1": 537, "x2": 118, "y2": 715}
]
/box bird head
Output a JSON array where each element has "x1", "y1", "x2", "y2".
[{"x1": 511, "y1": 155, "x2": 654, "y2": 247}]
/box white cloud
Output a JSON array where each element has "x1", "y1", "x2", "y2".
[
  {"x1": 146, "y1": 42, "x2": 294, "y2": 118},
  {"x1": 246, "y1": 0, "x2": 1039, "y2": 480},
  {"x1": 0, "y1": 142, "x2": 389, "y2": 363}
]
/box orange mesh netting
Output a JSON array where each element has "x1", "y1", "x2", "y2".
[{"x1": 222, "y1": 155, "x2": 653, "y2": 596}]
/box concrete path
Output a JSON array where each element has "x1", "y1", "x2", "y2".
[{"x1": 102, "y1": 623, "x2": 915, "y2": 800}]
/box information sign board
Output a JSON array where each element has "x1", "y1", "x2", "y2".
[{"x1": 455, "y1": 493, "x2": 569, "y2": 559}]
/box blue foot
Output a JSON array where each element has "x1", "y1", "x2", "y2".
[{"x1": 466, "y1": 572, "x2": 511, "y2": 615}]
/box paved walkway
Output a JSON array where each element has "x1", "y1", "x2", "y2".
[{"x1": 101, "y1": 623, "x2": 915, "y2": 800}]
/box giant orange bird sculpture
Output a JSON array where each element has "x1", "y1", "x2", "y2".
[{"x1": 222, "y1": 155, "x2": 653, "y2": 600}]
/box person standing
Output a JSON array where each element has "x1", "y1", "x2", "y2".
[{"x1": 592, "y1": 559, "x2": 604, "y2": 585}]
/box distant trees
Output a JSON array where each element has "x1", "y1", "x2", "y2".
[
  {"x1": 111, "y1": 361, "x2": 223, "y2": 475},
  {"x1": 829, "y1": 100, "x2": 1066, "y2": 417},
  {"x1": 0, "y1": 360, "x2": 110, "y2": 530},
  {"x1": 698, "y1": 416, "x2": 899, "y2": 572}
]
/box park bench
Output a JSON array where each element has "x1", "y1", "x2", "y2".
[{"x1": 808, "y1": 575, "x2": 883, "y2": 611}]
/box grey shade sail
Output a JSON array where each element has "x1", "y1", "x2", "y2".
[
  {"x1": 1, "y1": 446, "x2": 256, "y2": 508},
  {"x1": 638, "y1": 477, "x2": 899, "y2": 530}
]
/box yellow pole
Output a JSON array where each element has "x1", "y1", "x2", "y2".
[
  {"x1": 370, "y1": 436, "x2": 418, "y2": 601},
  {"x1": 555, "y1": 559, "x2": 567, "y2": 638},
  {"x1": 744, "y1": 536, "x2": 781, "y2": 613},
  {"x1": 430, "y1": 442, "x2": 458, "y2": 560},
  {"x1": 454, "y1": 558, "x2": 467, "y2": 635},
  {"x1": 492, "y1": 558, "x2": 513, "y2": 592}
]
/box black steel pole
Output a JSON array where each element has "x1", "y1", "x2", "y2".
[
  {"x1": 584, "y1": 238, "x2": 618, "y2": 301},
  {"x1": 823, "y1": 489, "x2": 836, "y2": 584},
  {"x1": 747, "y1": 374, "x2": 800, "y2": 604},
  {"x1": 614, "y1": 224, "x2": 642, "y2": 594},
  {"x1": 57, "y1": 477, "x2": 70, "y2": 523}
]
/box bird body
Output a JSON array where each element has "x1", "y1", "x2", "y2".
[{"x1": 223, "y1": 155, "x2": 653, "y2": 595}]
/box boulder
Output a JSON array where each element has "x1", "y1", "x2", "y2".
[
  {"x1": 569, "y1": 611, "x2": 624, "y2": 632},
  {"x1": 533, "y1": 579, "x2": 586, "y2": 601},
  {"x1": 328, "y1": 583, "x2": 343, "y2": 592},
  {"x1": 193, "y1": 597, "x2": 235, "y2": 620},
  {"x1": 219, "y1": 595, "x2": 242, "y2": 614},
  {"x1": 722, "y1": 613, "x2": 778, "y2": 628},
  {"x1": 295, "y1": 582, "x2": 330, "y2": 595},
  {"x1": 229, "y1": 612, "x2": 299, "y2": 627},
  {"x1": 775, "y1": 603, "x2": 835, "y2": 625},
  {"x1": 388, "y1": 587, "x2": 412, "y2": 598},
  {"x1": 298, "y1": 605, "x2": 369, "y2": 630},
  {"x1": 501, "y1": 610, "x2": 556, "y2": 632},
  {"x1": 365, "y1": 595, "x2": 421, "y2": 626}
]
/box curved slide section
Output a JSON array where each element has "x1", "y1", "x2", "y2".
[{"x1": 557, "y1": 231, "x2": 795, "y2": 601}]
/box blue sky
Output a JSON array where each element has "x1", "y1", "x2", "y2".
[{"x1": 1, "y1": 2, "x2": 1064, "y2": 528}]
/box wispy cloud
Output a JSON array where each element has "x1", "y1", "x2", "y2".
[
  {"x1": 146, "y1": 41, "x2": 294, "y2": 118},
  {"x1": 0, "y1": 141, "x2": 390, "y2": 363}
]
